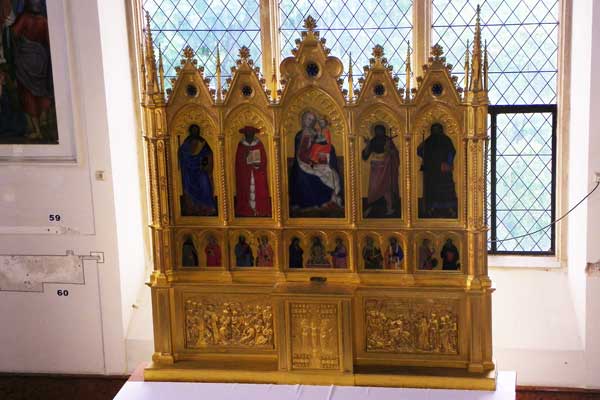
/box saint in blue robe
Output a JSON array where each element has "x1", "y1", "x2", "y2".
[{"x1": 178, "y1": 130, "x2": 216, "y2": 215}]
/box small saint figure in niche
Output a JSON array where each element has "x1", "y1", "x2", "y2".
[
  {"x1": 362, "y1": 124, "x2": 400, "y2": 218},
  {"x1": 441, "y1": 238, "x2": 460, "y2": 271},
  {"x1": 178, "y1": 124, "x2": 217, "y2": 216},
  {"x1": 363, "y1": 236, "x2": 383, "y2": 270},
  {"x1": 182, "y1": 236, "x2": 198, "y2": 267},
  {"x1": 329, "y1": 237, "x2": 348, "y2": 269},
  {"x1": 235, "y1": 126, "x2": 271, "y2": 217},
  {"x1": 417, "y1": 123, "x2": 458, "y2": 218},
  {"x1": 256, "y1": 235, "x2": 274, "y2": 267},
  {"x1": 418, "y1": 238, "x2": 439, "y2": 270},
  {"x1": 234, "y1": 235, "x2": 254, "y2": 267},
  {"x1": 289, "y1": 111, "x2": 344, "y2": 218},
  {"x1": 289, "y1": 237, "x2": 304, "y2": 268},
  {"x1": 384, "y1": 237, "x2": 404, "y2": 270},
  {"x1": 307, "y1": 236, "x2": 330, "y2": 267},
  {"x1": 205, "y1": 235, "x2": 221, "y2": 267}
]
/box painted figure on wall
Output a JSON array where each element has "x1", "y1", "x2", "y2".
[
  {"x1": 384, "y1": 237, "x2": 404, "y2": 270},
  {"x1": 205, "y1": 235, "x2": 221, "y2": 267},
  {"x1": 441, "y1": 238, "x2": 460, "y2": 271},
  {"x1": 235, "y1": 126, "x2": 271, "y2": 217},
  {"x1": 182, "y1": 236, "x2": 198, "y2": 267},
  {"x1": 362, "y1": 124, "x2": 400, "y2": 218},
  {"x1": 0, "y1": 0, "x2": 57, "y2": 144},
  {"x1": 418, "y1": 238, "x2": 438, "y2": 270},
  {"x1": 417, "y1": 123, "x2": 458, "y2": 218},
  {"x1": 289, "y1": 237, "x2": 303, "y2": 268},
  {"x1": 363, "y1": 236, "x2": 383, "y2": 270},
  {"x1": 329, "y1": 237, "x2": 347, "y2": 269},
  {"x1": 256, "y1": 235, "x2": 274, "y2": 267},
  {"x1": 178, "y1": 124, "x2": 217, "y2": 216},
  {"x1": 306, "y1": 236, "x2": 329, "y2": 268},
  {"x1": 234, "y1": 235, "x2": 253, "y2": 267},
  {"x1": 289, "y1": 110, "x2": 344, "y2": 218}
]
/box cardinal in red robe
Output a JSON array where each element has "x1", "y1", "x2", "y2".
[{"x1": 235, "y1": 126, "x2": 271, "y2": 217}]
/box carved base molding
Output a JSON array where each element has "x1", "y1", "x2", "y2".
[{"x1": 143, "y1": 361, "x2": 497, "y2": 390}]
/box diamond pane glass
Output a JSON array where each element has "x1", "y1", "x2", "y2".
[
  {"x1": 493, "y1": 111, "x2": 554, "y2": 252},
  {"x1": 279, "y1": 0, "x2": 413, "y2": 88},
  {"x1": 432, "y1": 0, "x2": 559, "y2": 105},
  {"x1": 143, "y1": 0, "x2": 262, "y2": 90}
]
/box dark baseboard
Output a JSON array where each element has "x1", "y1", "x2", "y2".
[
  {"x1": 1, "y1": 373, "x2": 599, "y2": 400},
  {"x1": 517, "y1": 386, "x2": 600, "y2": 400},
  {"x1": 0, "y1": 373, "x2": 128, "y2": 400}
]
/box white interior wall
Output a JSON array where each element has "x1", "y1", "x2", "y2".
[
  {"x1": 1, "y1": 0, "x2": 600, "y2": 388},
  {"x1": 0, "y1": 0, "x2": 146, "y2": 375}
]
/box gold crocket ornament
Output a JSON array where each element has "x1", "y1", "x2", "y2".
[{"x1": 141, "y1": 8, "x2": 495, "y2": 390}]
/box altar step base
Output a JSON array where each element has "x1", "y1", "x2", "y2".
[{"x1": 144, "y1": 361, "x2": 497, "y2": 391}]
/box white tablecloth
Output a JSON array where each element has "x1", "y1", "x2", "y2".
[{"x1": 114, "y1": 371, "x2": 516, "y2": 400}]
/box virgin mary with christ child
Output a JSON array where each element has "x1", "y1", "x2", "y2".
[{"x1": 289, "y1": 110, "x2": 344, "y2": 218}]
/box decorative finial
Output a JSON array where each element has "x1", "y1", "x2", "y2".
[
  {"x1": 216, "y1": 44, "x2": 222, "y2": 102},
  {"x1": 372, "y1": 44, "x2": 384, "y2": 59},
  {"x1": 239, "y1": 46, "x2": 251, "y2": 61},
  {"x1": 348, "y1": 52, "x2": 354, "y2": 102},
  {"x1": 431, "y1": 43, "x2": 444, "y2": 60},
  {"x1": 303, "y1": 15, "x2": 317, "y2": 32},
  {"x1": 183, "y1": 45, "x2": 195, "y2": 61},
  {"x1": 405, "y1": 41, "x2": 411, "y2": 101},
  {"x1": 464, "y1": 39, "x2": 470, "y2": 91}
]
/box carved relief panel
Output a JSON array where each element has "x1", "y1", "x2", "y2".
[
  {"x1": 289, "y1": 302, "x2": 340, "y2": 370},
  {"x1": 364, "y1": 297, "x2": 459, "y2": 355},
  {"x1": 183, "y1": 295, "x2": 275, "y2": 351}
]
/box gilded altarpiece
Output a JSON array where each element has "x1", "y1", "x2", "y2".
[{"x1": 141, "y1": 11, "x2": 495, "y2": 390}]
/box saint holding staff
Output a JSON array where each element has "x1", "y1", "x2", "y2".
[{"x1": 361, "y1": 124, "x2": 400, "y2": 218}]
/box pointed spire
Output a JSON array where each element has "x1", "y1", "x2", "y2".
[
  {"x1": 215, "y1": 44, "x2": 222, "y2": 102},
  {"x1": 484, "y1": 39, "x2": 489, "y2": 91},
  {"x1": 348, "y1": 52, "x2": 354, "y2": 102},
  {"x1": 405, "y1": 40, "x2": 411, "y2": 100},
  {"x1": 158, "y1": 43, "x2": 165, "y2": 96},
  {"x1": 271, "y1": 58, "x2": 278, "y2": 102},
  {"x1": 469, "y1": 4, "x2": 483, "y2": 92},
  {"x1": 140, "y1": 42, "x2": 147, "y2": 96},
  {"x1": 143, "y1": 11, "x2": 160, "y2": 100},
  {"x1": 464, "y1": 39, "x2": 470, "y2": 91}
]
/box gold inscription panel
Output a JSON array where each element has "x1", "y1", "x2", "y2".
[
  {"x1": 365, "y1": 298, "x2": 458, "y2": 355},
  {"x1": 185, "y1": 296, "x2": 274, "y2": 350},
  {"x1": 290, "y1": 302, "x2": 340, "y2": 370}
]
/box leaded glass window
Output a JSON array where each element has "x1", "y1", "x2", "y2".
[
  {"x1": 143, "y1": 0, "x2": 262, "y2": 89},
  {"x1": 432, "y1": 0, "x2": 559, "y2": 254},
  {"x1": 278, "y1": 0, "x2": 413, "y2": 88}
]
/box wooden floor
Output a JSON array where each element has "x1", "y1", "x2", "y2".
[{"x1": 0, "y1": 375, "x2": 599, "y2": 400}]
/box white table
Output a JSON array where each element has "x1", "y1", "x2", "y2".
[{"x1": 115, "y1": 371, "x2": 516, "y2": 400}]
